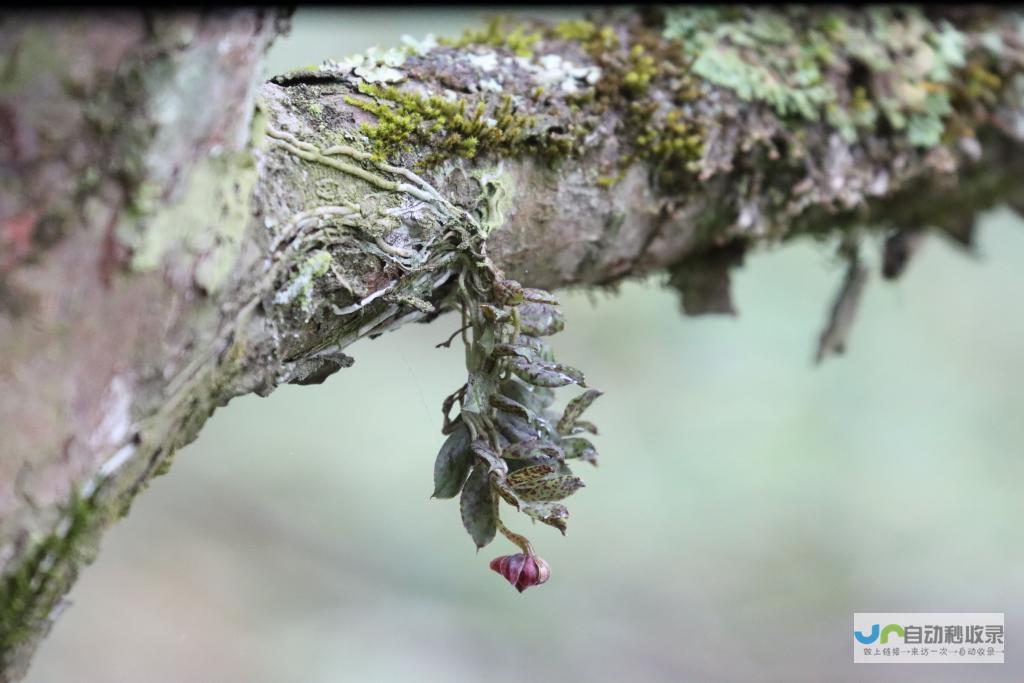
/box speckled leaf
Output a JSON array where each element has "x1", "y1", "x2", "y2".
[
  {"x1": 522, "y1": 501, "x2": 570, "y2": 534},
  {"x1": 494, "y1": 411, "x2": 539, "y2": 443},
  {"x1": 556, "y1": 389, "x2": 603, "y2": 435},
  {"x1": 460, "y1": 464, "x2": 497, "y2": 549},
  {"x1": 563, "y1": 437, "x2": 599, "y2": 466},
  {"x1": 570, "y1": 420, "x2": 599, "y2": 436},
  {"x1": 470, "y1": 439, "x2": 508, "y2": 477},
  {"x1": 432, "y1": 422, "x2": 473, "y2": 499},
  {"x1": 512, "y1": 473, "x2": 585, "y2": 502},
  {"x1": 517, "y1": 302, "x2": 565, "y2": 337},
  {"x1": 503, "y1": 438, "x2": 565, "y2": 462},
  {"x1": 488, "y1": 393, "x2": 535, "y2": 423},
  {"x1": 492, "y1": 342, "x2": 535, "y2": 361},
  {"x1": 506, "y1": 463, "x2": 558, "y2": 488},
  {"x1": 550, "y1": 362, "x2": 585, "y2": 386},
  {"x1": 509, "y1": 357, "x2": 575, "y2": 388},
  {"x1": 493, "y1": 478, "x2": 522, "y2": 508},
  {"x1": 500, "y1": 378, "x2": 555, "y2": 411}
]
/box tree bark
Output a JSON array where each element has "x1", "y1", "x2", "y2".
[{"x1": 2, "y1": 7, "x2": 1024, "y2": 679}]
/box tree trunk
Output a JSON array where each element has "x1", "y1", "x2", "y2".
[{"x1": 2, "y1": 7, "x2": 1023, "y2": 679}]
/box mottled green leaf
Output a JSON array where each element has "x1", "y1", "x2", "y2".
[
  {"x1": 488, "y1": 393, "x2": 535, "y2": 423},
  {"x1": 503, "y1": 438, "x2": 564, "y2": 462},
  {"x1": 500, "y1": 378, "x2": 555, "y2": 411},
  {"x1": 506, "y1": 463, "x2": 557, "y2": 488},
  {"x1": 563, "y1": 436, "x2": 599, "y2": 466},
  {"x1": 511, "y1": 472, "x2": 585, "y2": 502},
  {"x1": 460, "y1": 464, "x2": 497, "y2": 549},
  {"x1": 570, "y1": 420, "x2": 599, "y2": 435},
  {"x1": 432, "y1": 422, "x2": 473, "y2": 499},
  {"x1": 515, "y1": 335, "x2": 555, "y2": 363},
  {"x1": 517, "y1": 302, "x2": 565, "y2": 336},
  {"x1": 556, "y1": 389, "x2": 603, "y2": 435},
  {"x1": 494, "y1": 411, "x2": 539, "y2": 443},
  {"x1": 509, "y1": 357, "x2": 575, "y2": 388},
  {"x1": 492, "y1": 343, "x2": 536, "y2": 361},
  {"x1": 522, "y1": 501, "x2": 570, "y2": 534},
  {"x1": 550, "y1": 362, "x2": 585, "y2": 386}
]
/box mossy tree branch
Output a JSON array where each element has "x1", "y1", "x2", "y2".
[{"x1": 3, "y1": 7, "x2": 1024, "y2": 679}]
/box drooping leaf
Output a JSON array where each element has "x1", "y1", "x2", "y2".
[
  {"x1": 460, "y1": 464, "x2": 497, "y2": 549},
  {"x1": 517, "y1": 302, "x2": 565, "y2": 337},
  {"x1": 432, "y1": 422, "x2": 473, "y2": 499},
  {"x1": 556, "y1": 389, "x2": 603, "y2": 435},
  {"x1": 522, "y1": 501, "x2": 570, "y2": 535}
]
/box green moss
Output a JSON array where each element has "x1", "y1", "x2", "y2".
[
  {"x1": 442, "y1": 16, "x2": 541, "y2": 58},
  {"x1": 632, "y1": 109, "x2": 704, "y2": 179},
  {"x1": 344, "y1": 82, "x2": 575, "y2": 168},
  {"x1": 0, "y1": 490, "x2": 104, "y2": 662},
  {"x1": 623, "y1": 44, "x2": 658, "y2": 94}
]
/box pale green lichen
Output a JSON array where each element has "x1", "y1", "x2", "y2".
[
  {"x1": 662, "y1": 7, "x2": 975, "y2": 148},
  {"x1": 471, "y1": 164, "x2": 517, "y2": 235},
  {"x1": 273, "y1": 249, "x2": 333, "y2": 314},
  {"x1": 124, "y1": 151, "x2": 257, "y2": 294}
]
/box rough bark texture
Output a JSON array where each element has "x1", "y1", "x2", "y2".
[{"x1": 3, "y1": 7, "x2": 1024, "y2": 680}]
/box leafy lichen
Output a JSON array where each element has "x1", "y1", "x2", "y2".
[{"x1": 661, "y1": 7, "x2": 985, "y2": 149}]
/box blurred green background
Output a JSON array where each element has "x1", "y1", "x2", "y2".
[{"x1": 25, "y1": 9, "x2": 1024, "y2": 683}]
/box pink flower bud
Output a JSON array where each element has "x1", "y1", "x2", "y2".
[{"x1": 489, "y1": 553, "x2": 551, "y2": 592}]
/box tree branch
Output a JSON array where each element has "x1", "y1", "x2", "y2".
[{"x1": 3, "y1": 7, "x2": 1024, "y2": 678}]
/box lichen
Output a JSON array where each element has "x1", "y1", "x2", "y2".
[
  {"x1": 273, "y1": 249, "x2": 333, "y2": 315},
  {"x1": 122, "y1": 151, "x2": 257, "y2": 294},
  {"x1": 661, "y1": 7, "x2": 989, "y2": 150}
]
